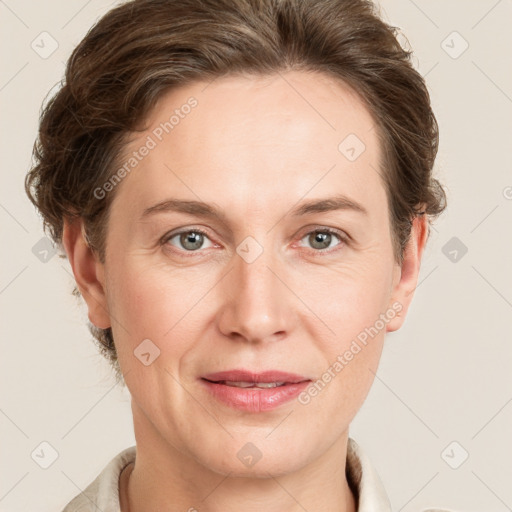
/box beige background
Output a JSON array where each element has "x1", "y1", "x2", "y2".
[{"x1": 1, "y1": 0, "x2": 511, "y2": 510}]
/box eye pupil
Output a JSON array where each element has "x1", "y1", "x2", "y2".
[
  {"x1": 180, "y1": 231, "x2": 204, "y2": 250},
  {"x1": 309, "y1": 231, "x2": 331, "y2": 250}
]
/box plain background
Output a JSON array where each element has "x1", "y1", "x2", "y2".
[{"x1": 1, "y1": 0, "x2": 511, "y2": 510}]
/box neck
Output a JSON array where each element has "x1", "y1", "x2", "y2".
[{"x1": 121, "y1": 405, "x2": 357, "y2": 512}]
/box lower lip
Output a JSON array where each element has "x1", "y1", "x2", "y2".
[{"x1": 200, "y1": 379, "x2": 311, "y2": 412}]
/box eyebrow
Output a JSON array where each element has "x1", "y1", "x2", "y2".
[
  {"x1": 139, "y1": 194, "x2": 368, "y2": 222},
  {"x1": 290, "y1": 195, "x2": 368, "y2": 217}
]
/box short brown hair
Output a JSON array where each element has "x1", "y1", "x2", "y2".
[{"x1": 25, "y1": 0, "x2": 447, "y2": 380}]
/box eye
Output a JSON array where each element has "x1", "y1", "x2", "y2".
[
  {"x1": 163, "y1": 228, "x2": 215, "y2": 253},
  {"x1": 298, "y1": 227, "x2": 347, "y2": 253},
  {"x1": 161, "y1": 226, "x2": 348, "y2": 257}
]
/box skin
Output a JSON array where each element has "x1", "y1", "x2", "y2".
[{"x1": 63, "y1": 70, "x2": 428, "y2": 512}]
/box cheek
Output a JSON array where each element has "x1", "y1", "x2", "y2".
[
  {"x1": 105, "y1": 259, "x2": 213, "y2": 357},
  {"x1": 297, "y1": 260, "x2": 392, "y2": 412},
  {"x1": 106, "y1": 246, "x2": 394, "y2": 341},
  {"x1": 104, "y1": 260, "x2": 175, "y2": 346},
  {"x1": 302, "y1": 258, "x2": 394, "y2": 340},
  {"x1": 299, "y1": 320, "x2": 385, "y2": 432}
]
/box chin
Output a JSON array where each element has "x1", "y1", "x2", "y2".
[{"x1": 193, "y1": 440, "x2": 311, "y2": 479}]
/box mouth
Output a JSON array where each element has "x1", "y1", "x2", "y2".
[
  {"x1": 201, "y1": 369, "x2": 311, "y2": 386},
  {"x1": 199, "y1": 369, "x2": 312, "y2": 412},
  {"x1": 202, "y1": 380, "x2": 293, "y2": 389}
]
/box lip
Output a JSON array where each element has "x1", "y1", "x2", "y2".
[
  {"x1": 202, "y1": 369, "x2": 310, "y2": 384},
  {"x1": 200, "y1": 369, "x2": 311, "y2": 413}
]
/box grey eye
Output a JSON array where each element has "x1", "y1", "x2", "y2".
[
  {"x1": 302, "y1": 230, "x2": 342, "y2": 251},
  {"x1": 167, "y1": 230, "x2": 214, "y2": 251}
]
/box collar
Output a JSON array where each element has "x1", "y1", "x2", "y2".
[{"x1": 346, "y1": 437, "x2": 392, "y2": 511}]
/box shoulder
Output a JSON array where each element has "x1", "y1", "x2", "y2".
[
  {"x1": 60, "y1": 446, "x2": 136, "y2": 512},
  {"x1": 347, "y1": 438, "x2": 459, "y2": 512}
]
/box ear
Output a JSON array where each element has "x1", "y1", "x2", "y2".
[
  {"x1": 386, "y1": 213, "x2": 429, "y2": 333},
  {"x1": 62, "y1": 218, "x2": 111, "y2": 329}
]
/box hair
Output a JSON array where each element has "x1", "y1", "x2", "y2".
[{"x1": 25, "y1": 0, "x2": 447, "y2": 382}]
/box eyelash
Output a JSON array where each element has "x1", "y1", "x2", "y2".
[{"x1": 160, "y1": 226, "x2": 349, "y2": 258}]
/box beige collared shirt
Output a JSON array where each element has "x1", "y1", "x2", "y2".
[{"x1": 61, "y1": 438, "x2": 451, "y2": 511}]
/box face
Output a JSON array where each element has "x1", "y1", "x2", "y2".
[{"x1": 73, "y1": 71, "x2": 423, "y2": 477}]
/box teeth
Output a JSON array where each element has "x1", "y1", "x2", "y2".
[{"x1": 222, "y1": 381, "x2": 286, "y2": 388}]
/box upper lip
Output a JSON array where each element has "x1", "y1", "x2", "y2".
[{"x1": 201, "y1": 369, "x2": 311, "y2": 384}]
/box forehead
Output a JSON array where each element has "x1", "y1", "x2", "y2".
[
  {"x1": 144, "y1": 70, "x2": 379, "y2": 156},
  {"x1": 113, "y1": 70, "x2": 385, "y2": 221}
]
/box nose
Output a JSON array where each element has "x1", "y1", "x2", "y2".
[{"x1": 216, "y1": 244, "x2": 296, "y2": 344}]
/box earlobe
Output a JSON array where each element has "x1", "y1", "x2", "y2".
[
  {"x1": 386, "y1": 214, "x2": 429, "y2": 333},
  {"x1": 62, "y1": 218, "x2": 111, "y2": 329}
]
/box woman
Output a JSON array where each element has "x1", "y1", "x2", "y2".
[{"x1": 25, "y1": 0, "x2": 447, "y2": 510}]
